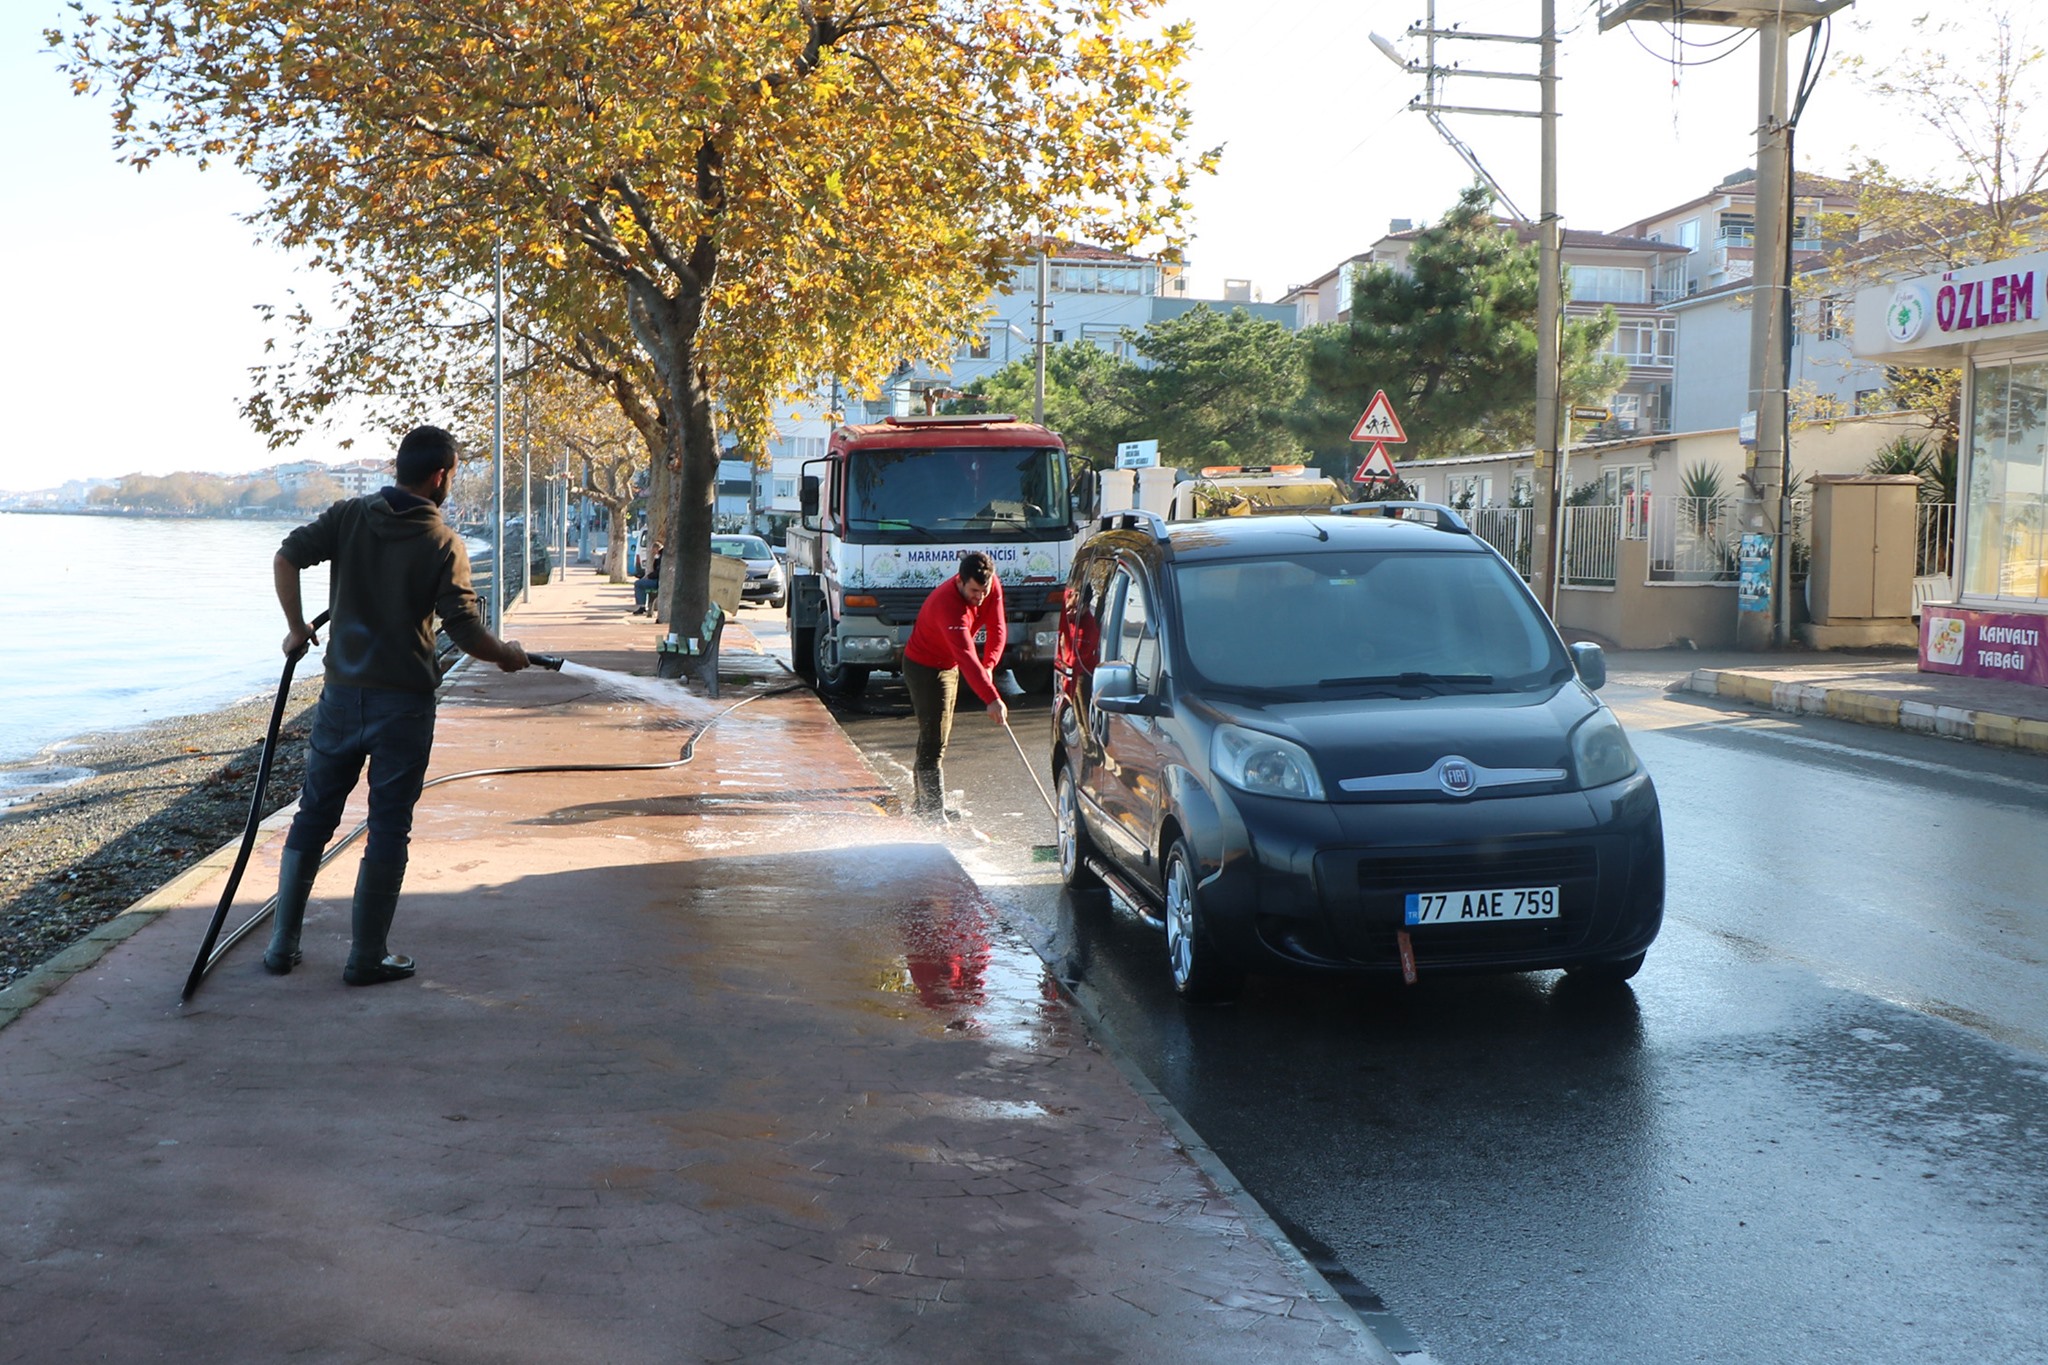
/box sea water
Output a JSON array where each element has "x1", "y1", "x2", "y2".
[{"x1": 0, "y1": 512, "x2": 333, "y2": 766}]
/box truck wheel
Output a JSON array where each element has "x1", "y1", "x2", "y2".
[
  {"x1": 1014, "y1": 664, "x2": 1055, "y2": 695},
  {"x1": 791, "y1": 620, "x2": 817, "y2": 681},
  {"x1": 814, "y1": 617, "x2": 870, "y2": 698}
]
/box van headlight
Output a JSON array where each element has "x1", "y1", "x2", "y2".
[
  {"x1": 1570, "y1": 708, "x2": 1639, "y2": 789},
  {"x1": 1212, "y1": 724, "x2": 1326, "y2": 801}
]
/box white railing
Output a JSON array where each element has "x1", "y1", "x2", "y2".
[
  {"x1": 1561, "y1": 504, "x2": 1620, "y2": 586},
  {"x1": 1917, "y1": 503, "x2": 1955, "y2": 577},
  {"x1": 1467, "y1": 506, "x2": 1533, "y2": 578},
  {"x1": 1649, "y1": 495, "x2": 1741, "y2": 581}
]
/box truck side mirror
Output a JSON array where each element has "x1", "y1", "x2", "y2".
[
  {"x1": 1071, "y1": 468, "x2": 1097, "y2": 523},
  {"x1": 800, "y1": 474, "x2": 820, "y2": 528}
]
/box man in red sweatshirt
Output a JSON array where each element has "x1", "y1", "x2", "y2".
[{"x1": 901, "y1": 550, "x2": 1009, "y2": 821}]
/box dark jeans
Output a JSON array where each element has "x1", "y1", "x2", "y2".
[
  {"x1": 634, "y1": 574, "x2": 659, "y2": 610},
  {"x1": 901, "y1": 658, "x2": 958, "y2": 773},
  {"x1": 286, "y1": 683, "x2": 437, "y2": 866}
]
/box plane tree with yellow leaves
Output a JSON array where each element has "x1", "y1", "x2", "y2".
[{"x1": 55, "y1": 1, "x2": 1209, "y2": 630}]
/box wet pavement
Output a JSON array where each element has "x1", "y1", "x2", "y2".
[{"x1": 0, "y1": 572, "x2": 1378, "y2": 1364}]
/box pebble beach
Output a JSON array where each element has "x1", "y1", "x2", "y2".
[{"x1": 0, "y1": 678, "x2": 323, "y2": 992}]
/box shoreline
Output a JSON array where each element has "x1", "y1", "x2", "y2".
[{"x1": 0, "y1": 678, "x2": 324, "y2": 991}]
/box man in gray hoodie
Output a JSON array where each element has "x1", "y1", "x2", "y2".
[{"x1": 266, "y1": 425, "x2": 530, "y2": 985}]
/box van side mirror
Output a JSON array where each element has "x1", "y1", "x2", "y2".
[
  {"x1": 1091, "y1": 660, "x2": 1166, "y2": 715},
  {"x1": 1570, "y1": 641, "x2": 1607, "y2": 691}
]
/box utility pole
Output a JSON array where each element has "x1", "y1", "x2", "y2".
[
  {"x1": 1534, "y1": 0, "x2": 1562, "y2": 616},
  {"x1": 1371, "y1": 0, "x2": 1559, "y2": 610},
  {"x1": 1598, "y1": 0, "x2": 1851, "y2": 648}
]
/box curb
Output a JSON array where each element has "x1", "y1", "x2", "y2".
[
  {"x1": 1041, "y1": 954, "x2": 1407, "y2": 1364},
  {"x1": 1682, "y1": 669, "x2": 2048, "y2": 753},
  {"x1": 0, "y1": 810, "x2": 294, "y2": 1032}
]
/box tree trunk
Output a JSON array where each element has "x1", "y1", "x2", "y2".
[{"x1": 660, "y1": 375, "x2": 718, "y2": 633}]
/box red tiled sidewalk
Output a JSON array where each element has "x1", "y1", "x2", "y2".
[{"x1": 0, "y1": 569, "x2": 1382, "y2": 1364}]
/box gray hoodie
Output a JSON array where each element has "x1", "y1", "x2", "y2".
[{"x1": 280, "y1": 489, "x2": 495, "y2": 693}]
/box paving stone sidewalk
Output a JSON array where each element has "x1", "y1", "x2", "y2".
[{"x1": 0, "y1": 571, "x2": 1381, "y2": 1364}]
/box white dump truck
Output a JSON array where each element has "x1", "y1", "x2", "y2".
[{"x1": 785, "y1": 414, "x2": 1082, "y2": 697}]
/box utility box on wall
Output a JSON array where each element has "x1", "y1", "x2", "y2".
[{"x1": 1804, "y1": 474, "x2": 1920, "y2": 647}]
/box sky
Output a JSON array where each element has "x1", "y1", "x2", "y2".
[{"x1": 0, "y1": 1, "x2": 1984, "y2": 493}]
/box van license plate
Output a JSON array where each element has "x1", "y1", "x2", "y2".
[{"x1": 1405, "y1": 887, "x2": 1559, "y2": 924}]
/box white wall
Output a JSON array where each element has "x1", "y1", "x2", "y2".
[{"x1": 1670, "y1": 299, "x2": 1757, "y2": 432}]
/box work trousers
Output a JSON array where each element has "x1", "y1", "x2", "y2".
[
  {"x1": 286, "y1": 683, "x2": 437, "y2": 867},
  {"x1": 901, "y1": 658, "x2": 958, "y2": 775}
]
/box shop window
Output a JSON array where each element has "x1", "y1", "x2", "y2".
[{"x1": 1963, "y1": 358, "x2": 2048, "y2": 604}]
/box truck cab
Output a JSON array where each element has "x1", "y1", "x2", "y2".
[{"x1": 785, "y1": 414, "x2": 1079, "y2": 697}]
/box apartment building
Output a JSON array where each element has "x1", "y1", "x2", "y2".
[
  {"x1": 748, "y1": 243, "x2": 1298, "y2": 532},
  {"x1": 1617, "y1": 169, "x2": 1880, "y2": 431},
  {"x1": 1288, "y1": 221, "x2": 1688, "y2": 438}
]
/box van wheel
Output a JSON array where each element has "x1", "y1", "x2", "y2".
[
  {"x1": 1564, "y1": 951, "x2": 1646, "y2": 984},
  {"x1": 814, "y1": 617, "x2": 870, "y2": 698},
  {"x1": 1164, "y1": 839, "x2": 1243, "y2": 1003},
  {"x1": 1055, "y1": 765, "x2": 1105, "y2": 896}
]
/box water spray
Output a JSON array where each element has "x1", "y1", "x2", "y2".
[{"x1": 181, "y1": 637, "x2": 792, "y2": 1002}]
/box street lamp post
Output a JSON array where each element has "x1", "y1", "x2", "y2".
[{"x1": 491, "y1": 245, "x2": 506, "y2": 633}]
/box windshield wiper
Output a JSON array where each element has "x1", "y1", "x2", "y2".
[
  {"x1": 1319, "y1": 672, "x2": 1495, "y2": 689},
  {"x1": 853, "y1": 519, "x2": 938, "y2": 540}
]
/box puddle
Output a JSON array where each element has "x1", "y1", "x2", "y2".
[{"x1": 0, "y1": 763, "x2": 94, "y2": 811}]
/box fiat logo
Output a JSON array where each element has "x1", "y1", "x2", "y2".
[{"x1": 1436, "y1": 757, "x2": 1477, "y2": 796}]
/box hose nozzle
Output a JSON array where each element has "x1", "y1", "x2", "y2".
[{"x1": 529, "y1": 653, "x2": 567, "y2": 672}]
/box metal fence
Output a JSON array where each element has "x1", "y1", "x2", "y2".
[
  {"x1": 1560, "y1": 504, "x2": 1621, "y2": 586},
  {"x1": 1916, "y1": 503, "x2": 1955, "y2": 577},
  {"x1": 1467, "y1": 506, "x2": 1533, "y2": 578},
  {"x1": 1648, "y1": 495, "x2": 1740, "y2": 582}
]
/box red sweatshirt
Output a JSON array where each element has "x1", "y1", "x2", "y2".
[{"x1": 903, "y1": 575, "x2": 1007, "y2": 704}]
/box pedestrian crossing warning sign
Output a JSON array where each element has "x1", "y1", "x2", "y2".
[
  {"x1": 1353, "y1": 443, "x2": 1398, "y2": 484},
  {"x1": 1349, "y1": 390, "x2": 1407, "y2": 444}
]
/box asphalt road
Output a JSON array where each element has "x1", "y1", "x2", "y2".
[{"x1": 750, "y1": 613, "x2": 2048, "y2": 1365}]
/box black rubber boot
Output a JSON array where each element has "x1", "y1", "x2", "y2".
[
  {"x1": 342, "y1": 859, "x2": 416, "y2": 987},
  {"x1": 912, "y1": 767, "x2": 947, "y2": 823},
  {"x1": 263, "y1": 847, "x2": 320, "y2": 975}
]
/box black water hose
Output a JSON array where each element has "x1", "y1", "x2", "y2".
[
  {"x1": 180, "y1": 611, "x2": 332, "y2": 1002},
  {"x1": 179, "y1": 642, "x2": 803, "y2": 1002}
]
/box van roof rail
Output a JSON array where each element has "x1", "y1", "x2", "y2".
[
  {"x1": 881, "y1": 413, "x2": 1018, "y2": 427},
  {"x1": 1096, "y1": 508, "x2": 1171, "y2": 539},
  {"x1": 1327, "y1": 500, "x2": 1472, "y2": 534}
]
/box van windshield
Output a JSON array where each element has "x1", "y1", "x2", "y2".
[
  {"x1": 1171, "y1": 550, "x2": 1570, "y2": 697},
  {"x1": 846, "y1": 446, "x2": 1069, "y2": 534}
]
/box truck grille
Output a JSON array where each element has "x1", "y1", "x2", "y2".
[{"x1": 863, "y1": 583, "x2": 1060, "y2": 625}]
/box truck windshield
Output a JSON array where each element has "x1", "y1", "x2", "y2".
[
  {"x1": 1171, "y1": 550, "x2": 1571, "y2": 698},
  {"x1": 847, "y1": 446, "x2": 1068, "y2": 535}
]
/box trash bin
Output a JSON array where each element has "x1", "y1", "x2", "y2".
[{"x1": 530, "y1": 551, "x2": 552, "y2": 586}]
